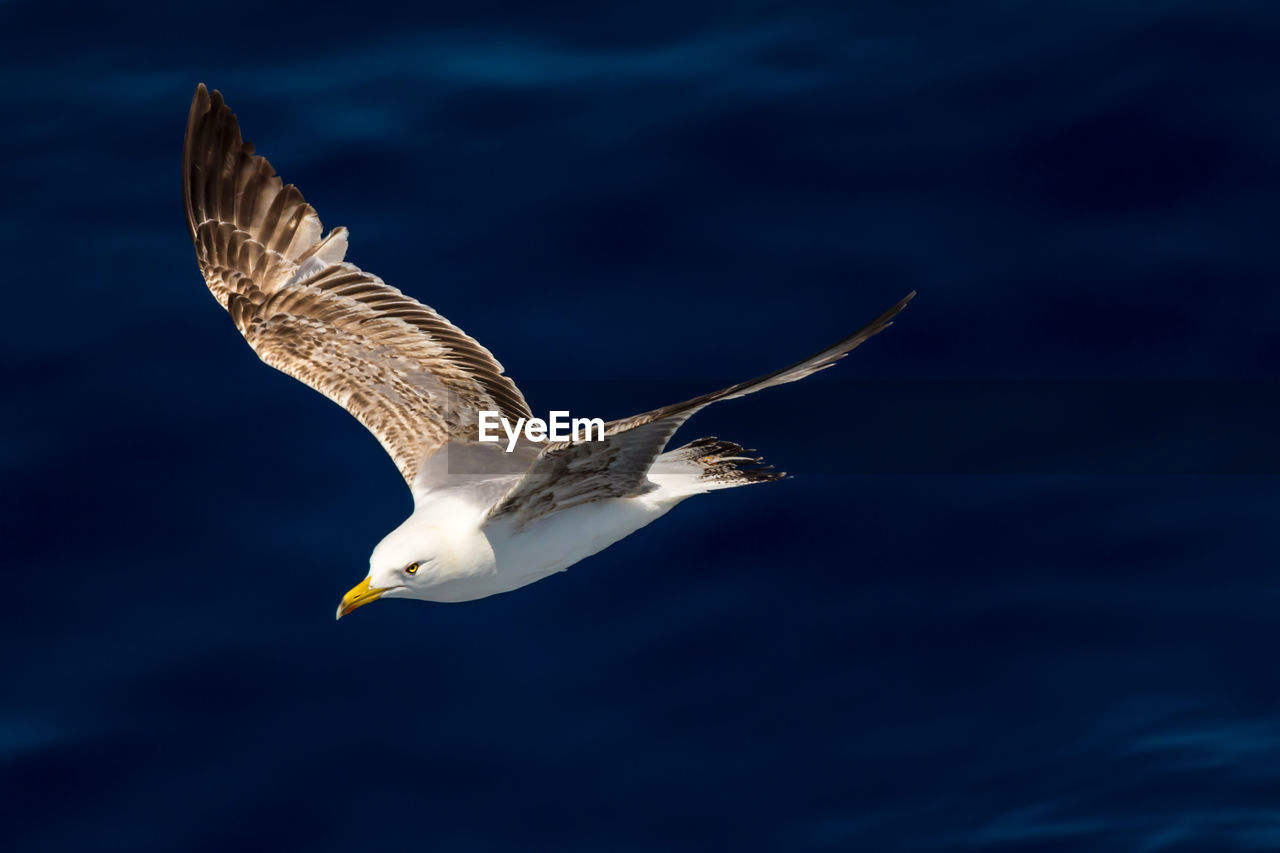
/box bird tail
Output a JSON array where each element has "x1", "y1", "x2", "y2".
[{"x1": 649, "y1": 437, "x2": 785, "y2": 497}]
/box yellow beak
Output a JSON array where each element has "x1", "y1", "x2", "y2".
[{"x1": 335, "y1": 577, "x2": 386, "y2": 620}]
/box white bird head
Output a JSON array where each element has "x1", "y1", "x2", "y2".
[{"x1": 335, "y1": 500, "x2": 493, "y2": 618}]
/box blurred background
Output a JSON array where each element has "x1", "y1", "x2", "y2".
[{"x1": 3, "y1": 1, "x2": 1279, "y2": 850}]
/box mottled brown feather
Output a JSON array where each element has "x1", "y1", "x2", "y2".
[
  {"x1": 183, "y1": 84, "x2": 532, "y2": 484},
  {"x1": 487, "y1": 292, "x2": 913, "y2": 527}
]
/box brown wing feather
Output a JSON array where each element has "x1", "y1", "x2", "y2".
[
  {"x1": 183, "y1": 84, "x2": 532, "y2": 484},
  {"x1": 486, "y1": 292, "x2": 914, "y2": 527}
]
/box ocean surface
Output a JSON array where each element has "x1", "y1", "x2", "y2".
[{"x1": 4, "y1": 1, "x2": 1280, "y2": 850}]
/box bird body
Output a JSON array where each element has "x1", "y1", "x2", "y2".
[
  {"x1": 370, "y1": 442, "x2": 758, "y2": 603},
  {"x1": 181, "y1": 84, "x2": 913, "y2": 617}
]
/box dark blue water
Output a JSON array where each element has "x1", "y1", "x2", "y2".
[{"x1": 4, "y1": 1, "x2": 1280, "y2": 850}]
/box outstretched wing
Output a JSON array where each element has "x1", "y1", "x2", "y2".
[
  {"x1": 485, "y1": 292, "x2": 915, "y2": 528},
  {"x1": 183, "y1": 84, "x2": 532, "y2": 485}
]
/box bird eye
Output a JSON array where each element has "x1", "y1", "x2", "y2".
[{"x1": 405, "y1": 562, "x2": 419, "y2": 575}]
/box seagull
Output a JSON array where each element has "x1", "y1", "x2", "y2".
[{"x1": 182, "y1": 84, "x2": 914, "y2": 618}]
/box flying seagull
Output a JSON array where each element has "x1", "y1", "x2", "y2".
[{"x1": 182, "y1": 84, "x2": 914, "y2": 618}]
